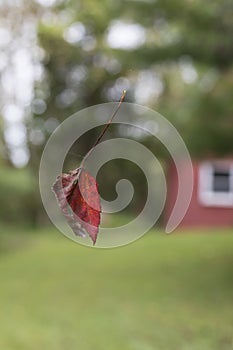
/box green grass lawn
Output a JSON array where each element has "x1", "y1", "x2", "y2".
[{"x1": 0, "y1": 227, "x2": 233, "y2": 350}]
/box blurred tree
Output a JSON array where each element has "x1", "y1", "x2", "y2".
[
  {"x1": 32, "y1": 0, "x2": 233, "y2": 161},
  {"x1": 113, "y1": 0, "x2": 233, "y2": 156},
  {"x1": 30, "y1": 0, "x2": 233, "y2": 219},
  {"x1": 119, "y1": 0, "x2": 233, "y2": 69}
]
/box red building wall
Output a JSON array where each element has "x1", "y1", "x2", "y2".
[{"x1": 164, "y1": 159, "x2": 233, "y2": 228}]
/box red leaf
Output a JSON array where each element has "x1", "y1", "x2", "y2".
[
  {"x1": 52, "y1": 168, "x2": 101, "y2": 245},
  {"x1": 52, "y1": 91, "x2": 126, "y2": 245}
]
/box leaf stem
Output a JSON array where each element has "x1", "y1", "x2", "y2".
[{"x1": 80, "y1": 90, "x2": 126, "y2": 169}]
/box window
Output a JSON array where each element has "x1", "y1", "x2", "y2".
[
  {"x1": 212, "y1": 169, "x2": 230, "y2": 192},
  {"x1": 198, "y1": 162, "x2": 233, "y2": 207}
]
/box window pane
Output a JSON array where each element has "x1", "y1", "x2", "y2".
[{"x1": 213, "y1": 170, "x2": 230, "y2": 192}]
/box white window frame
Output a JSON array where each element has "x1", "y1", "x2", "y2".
[{"x1": 198, "y1": 162, "x2": 233, "y2": 207}]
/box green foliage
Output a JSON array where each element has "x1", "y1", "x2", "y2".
[
  {"x1": 189, "y1": 69, "x2": 233, "y2": 156},
  {"x1": 0, "y1": 167, "x2": 37, "y2": 226},
  {"x1": 0, "y1": 228, "x2": 233, "y2": 349},
  {"x1": 32, "y1": 0, "x2": 233, "y2": 161},
  {"x1": 118, "y1": 0, "x2": 233, "y2": 68}
]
